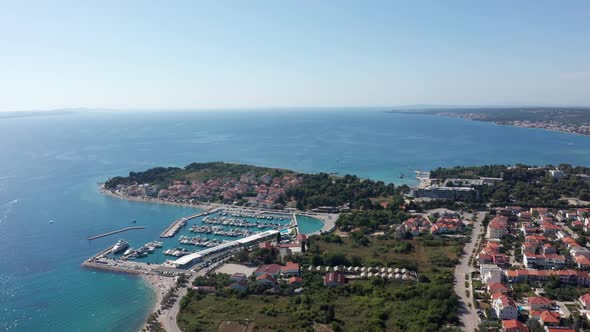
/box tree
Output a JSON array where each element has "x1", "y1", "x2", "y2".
[
  {"x1": 325, "y1": 305, "x2": 335, "y2": 323},
  {"x1": 276, "y1": 232, "x2": 282, "y2": 243},
  {"x1": 301, "y1": 241, "x2": 306, "y2": 253}
]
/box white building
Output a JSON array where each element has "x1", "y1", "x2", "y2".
[{"x1": 493, "y1": 295, "x2": 518, "y2": 320}]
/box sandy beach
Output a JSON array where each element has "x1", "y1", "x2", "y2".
[
  {"x1": 140, "y1": 274, "x2": 177, "y2": 330},
  {"x1": 100, "y1": 187, "x2": 215, "y2": 210}
]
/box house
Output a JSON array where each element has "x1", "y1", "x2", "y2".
[
  {"x1": 324, "y1": 271, "x2": 345, "y2": 287},
  {"x1": 541, "y1": 221, "x2": 561, "y2": 235},
  {"x1": 528, "y1": 296, "x2": 554, "y2": 311},
  {"x1": 488, "y1": 216, "x2": 509, "y2": 239},
  {"x1": 538, "y1": 311, "x2": 560, "y2": 326},
  {"x1": 579, "y1": 293, "x2": 590, "y2": 310},
  {"x1": 229, "y1": 273, "x2": 247, "y2": 282},
  {"x1": 493, "y1": 295, "x2": 518, "y2": 320},
  {"x1": 256, "y1": 274, "x2": 277, "y2": 286},
  {"x1": 401, "y1": 217, "x2": 432, "y2": 236},
  {"x1": 483, "y1": 269, "x2": 504, "y2": 285},
  {"x1": 254, "y1": 264, "x2": 282, "y2": 277},
  {"x1": 488, "y1": 282, "x2": 510, "y2": 295},
  {"x1": 288, "y1": 276, "x2": 303, "y2": 286},
  {"x1": 280, "y1": 261, "x2": 300, "y2": 277},
  {"x1": 481, "y1": 264, "x2": 503, "y2": 280},
  {"x1": 574, "y1": 255, "x2": 590, "y2": 270},
  {"x1": 502, "y1": 319, "x2": 528, "y2": 332}
]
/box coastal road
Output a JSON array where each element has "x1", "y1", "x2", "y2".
[
  {"x1": 453, "y1": 211, "x2": 484, "y2": 332},
  {"x1": 160, "y1": 269, "x2": 211, "y2": 332}
]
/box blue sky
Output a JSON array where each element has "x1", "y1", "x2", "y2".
[{"x1": 1, "y1": 1, "x2": 589, "y2": 111}]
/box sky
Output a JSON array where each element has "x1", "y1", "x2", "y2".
[{"x1": 1, "y1": 0, "x2": 590, "y2": 111}]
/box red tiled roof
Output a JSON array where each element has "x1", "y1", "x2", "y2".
[
  {"x1": 502, "y1": 319, "x2": 528, "y2": 332},
  {"x1": 539, "y1": 311, "x2": 560, "y2": 324},
  {"x1": 580, "y1": 293, "x2": 590, "y2": 304},
  {"x1": 256, "y1": 274, "x2": 277, "y2": 282},
  {"x1": 281, "y1": 261, "x2": 300, "y2": 273},
  {"x1": 254, "y1": 264, "x2": 282, "y2": 276},
  {"x1": 528, "y1": 296, "x2": 552, "y2": 306}
]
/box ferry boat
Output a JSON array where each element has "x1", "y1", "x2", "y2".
[{"x1": 111, "y1": 240, "x2": 129, "y2": 254}]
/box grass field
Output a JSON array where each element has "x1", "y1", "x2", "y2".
[{"x1": 177, "y1": 235, "x2": 464, "y2": 332}]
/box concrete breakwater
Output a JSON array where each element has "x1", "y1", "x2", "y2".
[{"x1": 87, "y1": 226, "x2": 146, "y2": 240}]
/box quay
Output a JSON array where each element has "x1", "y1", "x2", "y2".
[
  {"x1": 87, "y1": 226, "x2": 146, "y2": 240},
  {"x1": 82, "y1": 245, "x2": 191, "y2": 277},
  {"x1": 160, "y1": 209, "x2": 217, "y2": 238}
]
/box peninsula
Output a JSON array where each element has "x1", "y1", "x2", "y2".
[{"x1": 389, "y1": 107, "x2": 590, "y2": 136}]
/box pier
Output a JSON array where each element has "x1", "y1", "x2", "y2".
[
  {"x1": 160, "y1": 209, "x2": 217, "y2": 238},
  {"x1": 82, "y1": 245, "x2": 190, "y2": 276},
  {"x1": 87, "y1": 226, "x2": 146, "y2": 240}
]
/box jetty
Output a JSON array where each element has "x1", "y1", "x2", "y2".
[
  {"x1": 82, "y1": 245, "x2": 190, "y2": 276},
  {"x1": 87, "y1": 226, "x2": 146, "y2": 240},
  {"x1": 160, "y1": 209, "x2": 217, "y2": 238}
]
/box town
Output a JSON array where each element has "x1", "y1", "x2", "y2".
[
  {"x1": 109, "y1": 172, "x2": 301, "y2": 209},
  {"x1": 470, "y1": 206, "x2": 590, "y2": 332}
]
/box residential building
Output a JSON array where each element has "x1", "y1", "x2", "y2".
[
  {"x1": 502, "y1": 319, "x2": 528, "y2": 332},
  {"x1": 280, "y1": 261, "x2": 300, "y2": 277},
  {"x1": 493, "y1": 295, "x2": 518, "y2": 320},
  {"x1": 254, "y1": 264, "x2": 282, "y2": 277},
  {"x1": 324, "y1": 271, "x2": 345, "y2": 287},
  {"x1": 528, "y1": 296, "x2": 554, "y2": 311},
  {"x1": 488, "y1": 216, "x2": 509, "y2": 239},
  {"x1": 579, "y1": 293, "x2": 590, "y2": 310},
  {"x1": 256, "y1": 274, "x2": 277, "y2": 286}
]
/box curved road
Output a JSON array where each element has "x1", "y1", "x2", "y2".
[{"x1": 454, "y1": 212, "x2": 484, "y2": 332}]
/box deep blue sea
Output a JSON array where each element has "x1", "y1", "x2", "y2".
[{"x1": 2, "y1": 110, "x2": 590, "y2": 331}]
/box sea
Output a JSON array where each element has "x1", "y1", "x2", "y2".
[{"x1": 1, "y1": 110, "x2": 590, "y2": 331}]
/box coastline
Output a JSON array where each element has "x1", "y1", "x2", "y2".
[
  {"x1": 139, "y1": 274, "x2": 177, "y2": 332},
  {"x1": 100, "y1": 187, "x2": 214, "y2": 210},
  {"x1": 100, "y1": 187, "x2": 337, "y2": 235},
  {"x1": 437, "y1": 115, "x2": 590, "y2": 137}
]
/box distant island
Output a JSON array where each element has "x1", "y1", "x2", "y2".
[{"x1": 389, "y1": 107, "x2": 590, "y2": 136}]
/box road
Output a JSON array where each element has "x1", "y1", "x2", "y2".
[
  {"x1": 454, "y1": 211, "x2": 485, "y2": 332},
  {"x1": 160, "y1": 271, "x2": 203, "y2": 332}
]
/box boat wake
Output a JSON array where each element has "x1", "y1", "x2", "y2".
[{"x1": 0, "y1": 199, "x2": 18, "y2": 224}]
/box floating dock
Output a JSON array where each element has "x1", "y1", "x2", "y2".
[
  {"x1": 160, "y1": 209, "x2": 217, "y2": 238},
  {"x1": 87, "y1": 226, "x2": 146, "y2": 240}
]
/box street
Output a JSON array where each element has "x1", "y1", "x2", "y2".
[{"x1": 453, "y1": 211, "x2": 485, "y2": 332}]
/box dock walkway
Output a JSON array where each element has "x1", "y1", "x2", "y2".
[
  {"x1": 160, "y1": 209, "x2": 217, "y2": 238},
  {"x1": 87, "y1": 226, "x2": 146, "y2": 240}
]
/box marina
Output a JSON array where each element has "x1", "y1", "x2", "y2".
[
  {"x1": 159, "y1": 209, "x2": 217, "y2": 238},
  {"x1": 82, "y1": 206, "x2": 321, "y2": 273}
]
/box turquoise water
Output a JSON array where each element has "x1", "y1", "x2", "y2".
[
  {"x1": 2, "y1": 110, "x2": 590, "y2": 331},
  {"x1": 121, "y1": 211, "x2": 318, "y2": 265},
  {"x1": 297, "y1": 215, "x2": 324, "y2": 234}
]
